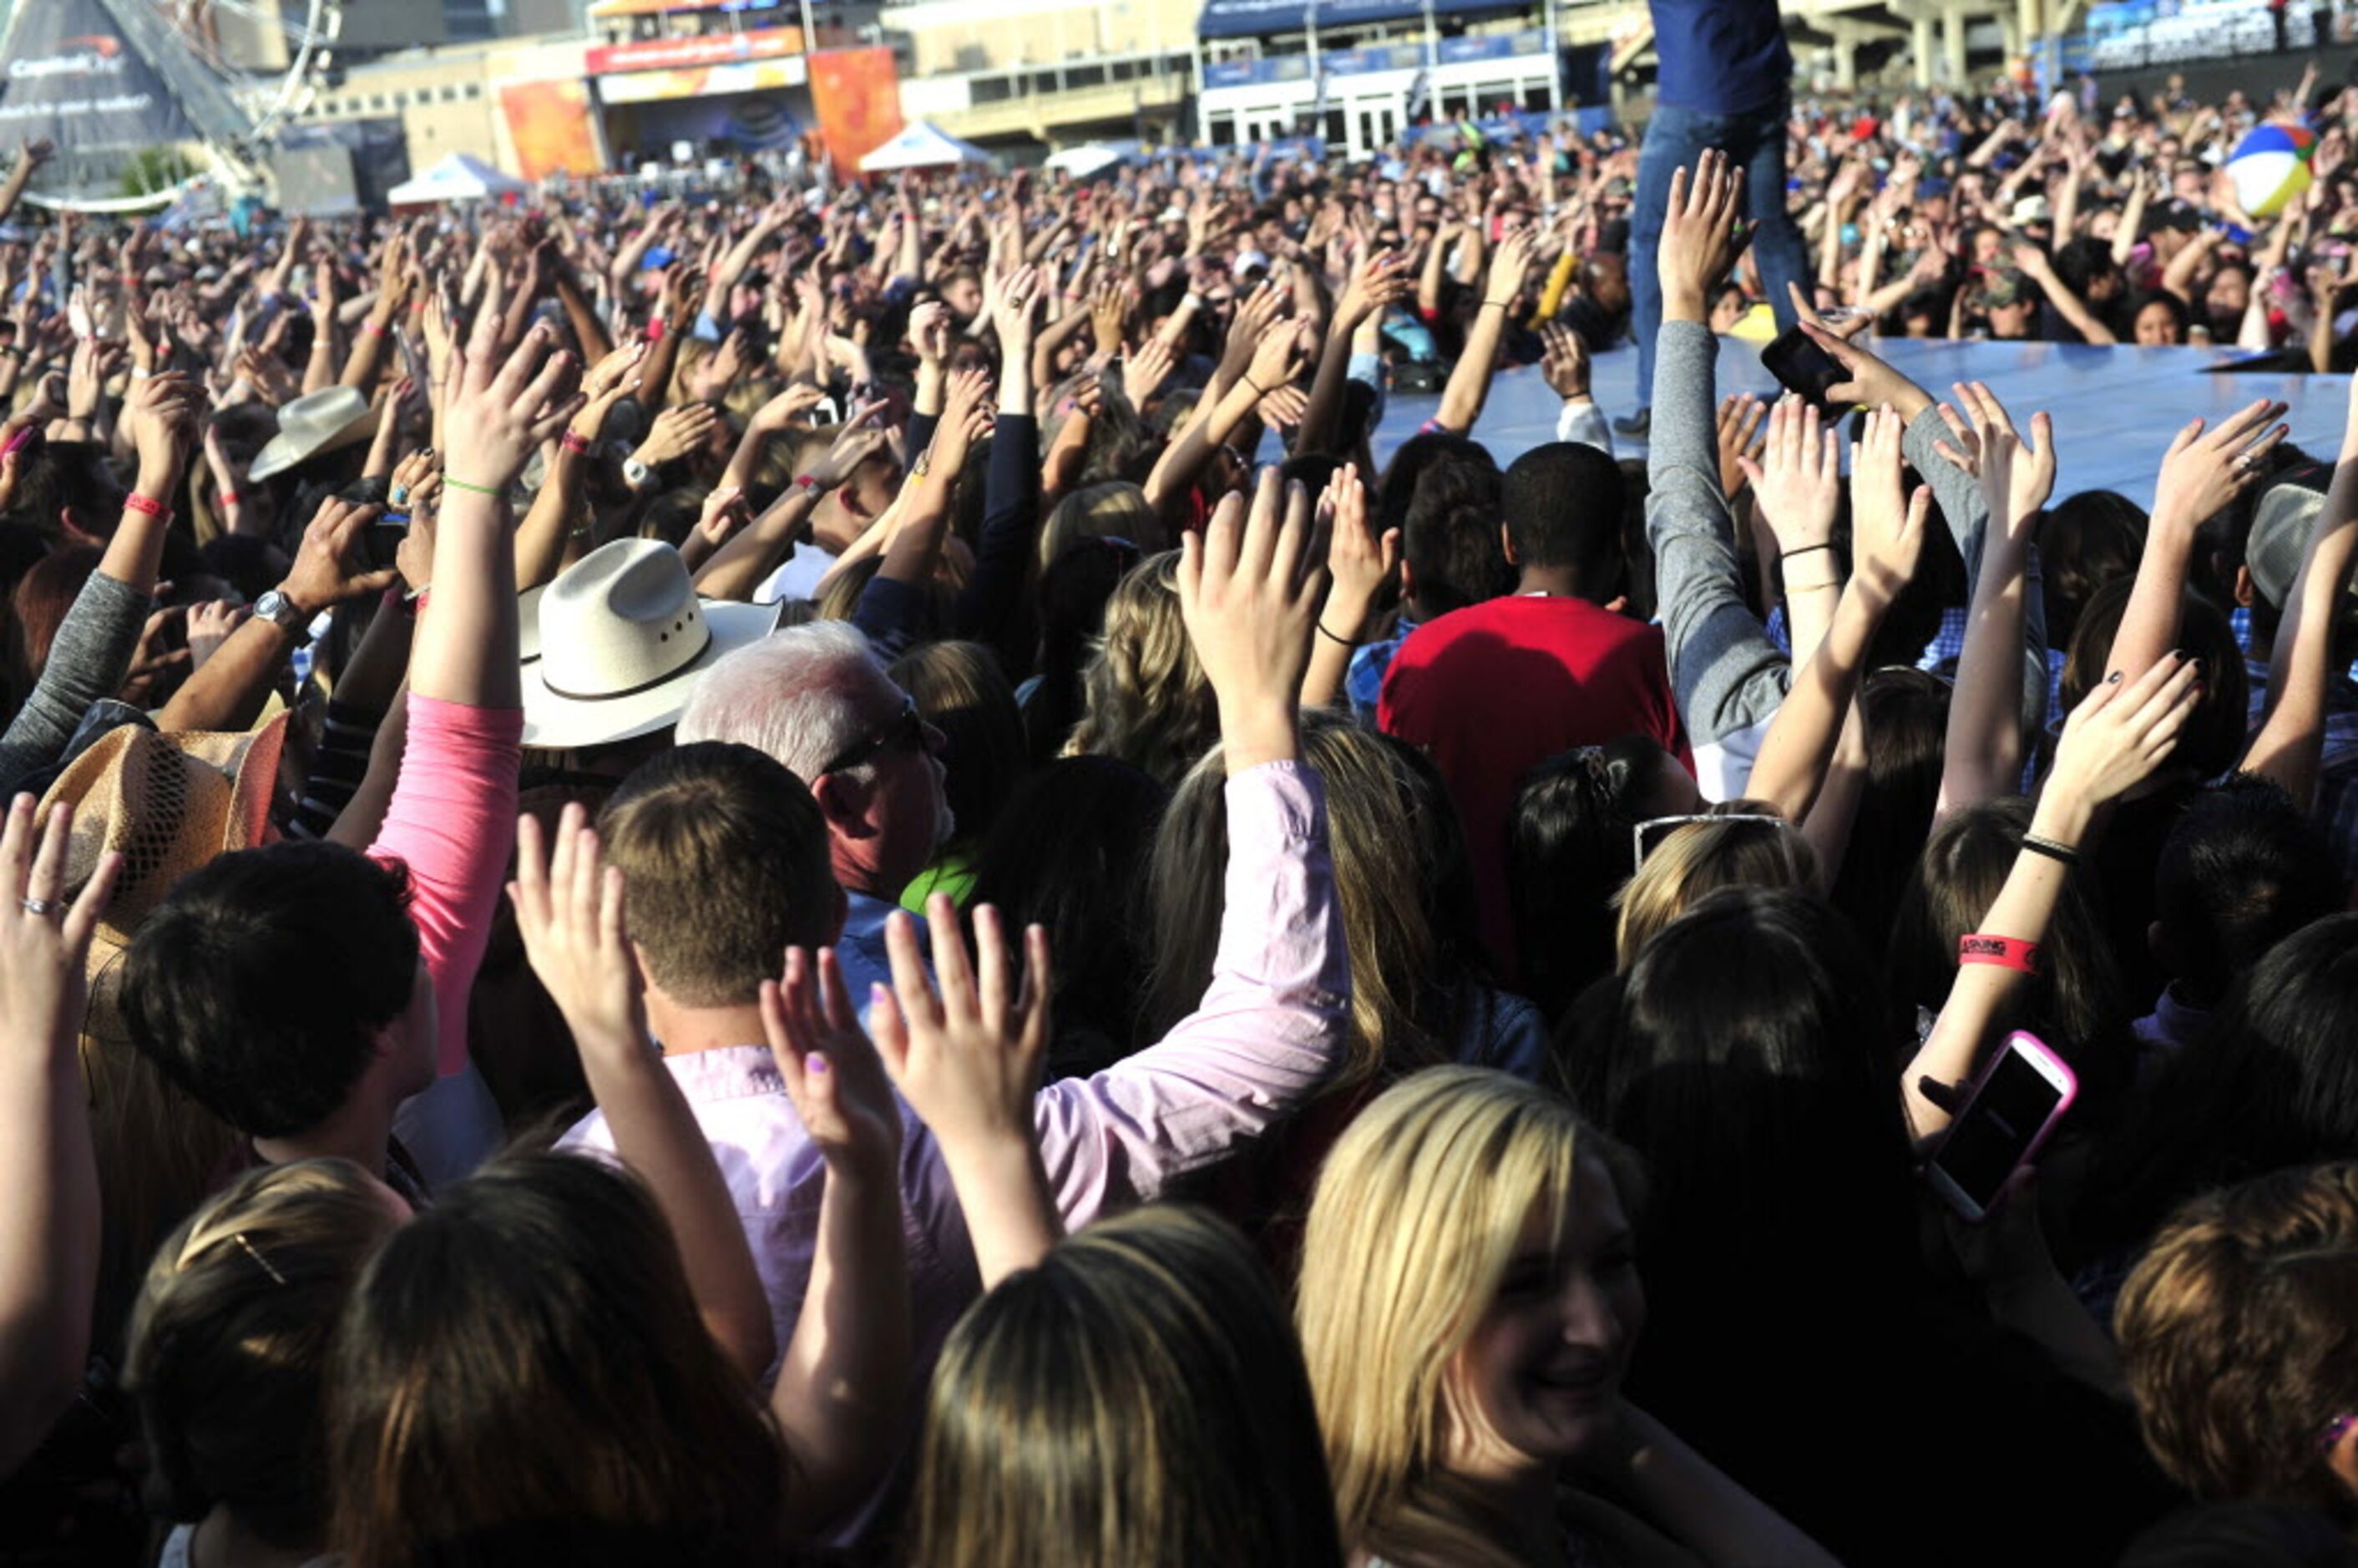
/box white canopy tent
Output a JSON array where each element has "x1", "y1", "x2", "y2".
[
  {"x1": 1041, "y1": 143, "x2": 1137, "y2": 179},
  {"x1": 858, "y1": 121, "x2": 994, "y2": 174},
  {"x1": 387, "y1": 152, "x2": 530, "y2": 206}
]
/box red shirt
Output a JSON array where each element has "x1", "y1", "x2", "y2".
[{"x1": 1379, "y1": 594, "x2": 1691, "y2": 978}]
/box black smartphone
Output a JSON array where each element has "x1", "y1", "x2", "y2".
[
  {"x1": 361, "y1": 513, "x2": 409, "y2": 574},
  {"x1": 1759, "y1": 325, "x2": 1847, "y2": 410}
]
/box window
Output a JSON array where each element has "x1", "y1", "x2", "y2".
[
  {"x1": 463, "y1": 83, "x2": 483, "y2": 99},
  {"x1": 440, "y1": 83, "x2": 459, "y2": 102},
  {"x1": 367, "y1": 93, "x2": 387, "y2": 111}
]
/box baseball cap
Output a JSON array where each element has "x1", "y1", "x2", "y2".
[{"x1": 2244, "y1": 463, "x2": 2357, "y2": 610}]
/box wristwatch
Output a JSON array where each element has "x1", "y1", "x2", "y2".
[
  {"x1": 254, "y1": 588, "x2": 308, "y2": 633},
  {"x1": 622, "y1": 458, "x2": 653, "y2": 490}
]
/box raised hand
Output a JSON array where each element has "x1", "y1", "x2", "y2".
[
  {"x1": 0, "y1": 795, "x2": 119, "y2": 1060},
  {"x1": 1242, "y1": 315, "x2": 1306, "y2": 400},
  {"x1": 908, "y1": 298, "x2": 953, "y2": 369},
  {"x1": 1715, "y1": 392, "x2": 1768, "y2": 502},
  {"x1": 1178, "y1": 465, "x2": 1328, "y2": 771},
  {"x1": 1739, "y1": 397, "x2": 1841, "y2": 554},
  {"x1": 1123, "y1": 336, "x2": 1176, "y2": 407},
  {"x1": 509, "y1": 804, "x2": 646, "y2": 1056},
  {"x1": 926, "y1": 367, "x2": 994, "y2": 478},
  {"x1": 632, "y1": 401, "x2": 719, "y2": 468},
  {"x1": 1218, "y1": 281, "x2": 1288, "y2": 384},
  {"x1": 1337, "y1": 246, "x2": 1412, "y2": 329},
  {"x1": 1848, "y1": 405, "x2": 1930, "y2": 594},
  {"x1": 1319, "y1": 460, "x2": 1397, "y2": 632},
  {"x1": 1540, "y1": 321, "x2": 1591, "y2": 401},
  {"x1": 2047, "y1": 650, "x2": 2201, "y2": 809},
  {"x1": 120, "y1": 370, "x2": 204, "y2": 492},
  {"x1": 2152, "y1": 397, "x2": 2290, "y2": 529},
  {"x1": 442, "y1": 313, "x2": 583, "y2": 496},
  {"x1": 1659, "y1": 149, "x2": 1753, "y2": 320},
  {"x1": 279, "y1": 493, "x2": 401, "y2": 617},
  {"x1": 762, "y1": 946, "x2": 903, "y2": 1181},
  {"x1": 185, "y1": 600, "x2": 249, "y2": 670},
  {"x1": 1935, "y1": 380, "x2": 2056, "y2": 531},
  {"x1": 1785, "y1": 281, "x2": 1931, "y2": 417},
  {"x1": 807, "y1": 398, "x2": 891, "y2": 488},
  {"x1": 872, "y1": 895, "x2": 1046, "y2": 1167},
  {"x1": 1481, "y1": 224, "x2": 1538, "y2": 309}
]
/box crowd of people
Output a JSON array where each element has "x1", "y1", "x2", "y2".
[{"x1": 1, "y1": 18, "x2": 2357, "y2": 1563}]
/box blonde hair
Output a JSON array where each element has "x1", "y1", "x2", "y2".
[
  {"x1": 124, "y1": 1159, "x2": 402, "y2": 1550},
  {"x1": 1146, "y1": 710, "x2": 1465, "y2": 1087},
  {"x1": 1614, "y1": 808, "x2": 1815, "y2": 970},
  {"x1": 913, "y1": 1206, "x2": 1343, "y2": 1568},
  {"x1": 1038, "y1": 481, "x2": 1160, "y2": 573},
  {"x1": 1296, "y1": 1067, "x2": 1607, "y2": 1568},
  {"x1": 1066, "y1": 552, "x2": 1216, "y2": 787}
]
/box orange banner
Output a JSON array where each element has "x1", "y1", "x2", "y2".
[
  {"x1": 500, "y1": 78, "x2": 604, "y2": 182},
  {"x1": 807, "y1": 47, "x2": 902, "y2": 175}
]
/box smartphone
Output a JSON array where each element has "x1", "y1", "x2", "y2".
[
  {"x1": 360, "y1": 513, "x2": 409, "y2": 574},
  {"x1": 1925, "y1": 1031, "x2": 2077, "y2": 1223},
  {"x1": 1760, "y1": 324, "x2": 1849, "y2": 410}
]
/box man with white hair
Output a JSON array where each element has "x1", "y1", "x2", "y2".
[{"x1": 677, "y1": 620, "x2": 950, "y2": 1002}]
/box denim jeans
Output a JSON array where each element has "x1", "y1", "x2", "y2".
[{"x1": 1631, "y1": 97, "x2": 1812, "y2": 409}]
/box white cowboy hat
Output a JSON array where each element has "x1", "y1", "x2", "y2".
[
  {"x1": 248, "y1": 386, "x2": 375, "y2": 480},
  {"x1": 521, "y1": 539, "x2": 781, "y2": 750}
]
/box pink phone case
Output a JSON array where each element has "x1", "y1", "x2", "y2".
[{"x1": 1928, "y1": 1031, "x2": 2078, "y2": 1222}]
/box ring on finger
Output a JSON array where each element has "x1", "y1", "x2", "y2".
[{"x1": 20, "y1": 897, "x2": 56, "y2": 917}]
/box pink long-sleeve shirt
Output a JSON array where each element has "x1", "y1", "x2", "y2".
[
  {"x1": 369, "y1": 695, "x2": 524, "y2": 1079},
  {"x1": 561, "y1": 758, "x2": 1349, "y2": 1386}
]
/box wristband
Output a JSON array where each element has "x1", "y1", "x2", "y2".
[
  {"x1": 1316, "y1": 622, "x2": 1359, "y2": 646},
  {"x1": 443, "y1": 476, "x2": 503, "y2": 497},
  {"x1": 1, "y1": 344, "x2": 25, "y2": 362},
  {"x1": 1958, "y1": 933, "x2": 2040, "y2": 974},
  {"x1": 217, "y1": 491, "x2": 241, "y2": 508},
  {"x1": 1782, "y1": 542, "x2": 1835, "y2": 562},
  {"x1": 2020, "y1": 834, "x2": 2082, "y2": 867},
  {"x1": 791, "y1": 472, "x2": 825, "y2": 494},
  {"x1": 559, "y1": 430, "x2": 594, "y2": 456},
  {"x1": 124, "y1": 492, "x2": 170, "y2": 520},
  {"x1": 1241, "y1": 375, "x2": 1266, "y2": 398},
  {"x1": 362, "y1": 318, "x2": 387, "y2": 335}
]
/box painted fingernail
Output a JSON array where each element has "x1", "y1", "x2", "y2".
[
  {"x1": 871, "y1": 983, "x2": 890, "y2": 1008},
  {"x1": 808, "y1": 1052, "x2": 831, "y2": 1075},
  {"x1": 2107, "y1": 670, "x2": 2124, "y2": 684}
]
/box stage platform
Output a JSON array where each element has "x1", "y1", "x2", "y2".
[{"x1": 1374, "y1": 336, "x2": 2353, "y2": 506}]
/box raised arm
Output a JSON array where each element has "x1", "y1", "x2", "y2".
[
  {"x1": 1298, "y1": 248, "x2": 1409, "y2": 457},
  {"x1": 1142, "y1": 316, "x2": 1304, "y2": 523},
  {"x1": 1648, "y1": 154, "x2": 1792, "y2": 756},
  {"x1": 870, "y1": 903, "x2": 1057, "y2": 1287},
  {"x1": 2244, "y1": 370, "x2": 2358, "y2": 806},
  {"x1": 2108, "y1": 398, "x2": 2288, "y2": 687},
  {"x1": 1032, "y1": 468, "x2": 1350, "y2": 1221},
  {"x1": 1429, "y1": 227, "x2": 1535, "y2": 437},
  {"x1": 1748, "y1": 408, "x2": 1928, "y2": 828},
  {"x1": 693, "y1": 410, "x2": 888, "y2": 604},
  {"x1": 0, "y1": 141, "x2": 53, "y2": 229},
  {"x1": 1904, "y1": 655, "x2": 2199, "y2": 1141},
  {"x1": 759, "y1": 942, "x2": 911, "y2": 1536},
  {"x1": 1935, "y1": 383, "x2": 2056, "y2": 814},
  {"x1": 0, "y1": 799, "x2": 117, "y2": 1479},
  {"x1": 2015, "y1": 245, "x2": 2117, "y2": 345}
]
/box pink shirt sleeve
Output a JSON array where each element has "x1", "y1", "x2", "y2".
[
  {"x1": 367, "y1": 695, "x2": 523, "y2": 1077},
  {"x1": 1030, "y1": 759, "x2": 1350, "y2": 1225}
]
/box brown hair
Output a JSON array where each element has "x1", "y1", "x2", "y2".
[
  {"x1": 912, "y1": 1205, "x2": 1343, "y2": 1568},
  {"x1": 2116, "y1": 1162, "x2": 2358, "y2": 1520},
  {"x1": 8, "y1": 542, "x2": 99, "y2": 697},
  {"x1": 889, "y1": 639, "x2": 1028, "y2": 848},
  {"x1": 327, "y1": 1151, "x2": 784, "y2": 1568},
  {"x1": 1613, "y1": 805, "x2": 1815, "y2": 969},
  {"x1": 2059, "y1": 578, "x2": 2249, "y2": 781},
  {"x1": 125, "y1": 1159, "x2": 405, "y2": 1551},
  {"x1": 598, "y1": 741, "x2": 839, "y2": 1007}
]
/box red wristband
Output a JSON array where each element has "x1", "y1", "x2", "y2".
[
  {"x1": 1958, "y1": 934, "x2": 2040, "y2": 974},
  {"x1": 124, "y1": 492, "x2": 170, "y2": 520},
  {"x1": 560, "y1": 430, "x2": 594, "y2": 456},
  {"x1": 362, "y1": 317, "x2": 387, "y2": 336},
  {"x1": 217, "y1": 491, "x2": 241, "y2": 507},
  {"x1": 791, "y1": 472, "x2": 822, "y2": 494}
]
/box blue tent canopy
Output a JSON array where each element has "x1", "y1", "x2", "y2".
[{"x1": 1197, "y1": 0, "x2": 1528, "y2": 40}]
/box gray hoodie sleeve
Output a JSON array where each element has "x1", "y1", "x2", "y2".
[
  {"x1": 1900, "y1": 403, "x2": 2050, "y2": 741},
  {"x1": 1646, "y1": 321, "x2": 1791, "y2": 746},
  {"x1": 0, "y1": 570, "x2": 149, "y2": 795}
]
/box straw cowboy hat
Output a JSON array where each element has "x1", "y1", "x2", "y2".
[
  {"x1": 37, "y1": 711, "x2": 289, "y2": 958},
  {"x1": 522, "y1": 539, "x2": 782, "y2": 750},
  {"x1": 249, "y1": 386, "x2": 376, "y2": 481}
]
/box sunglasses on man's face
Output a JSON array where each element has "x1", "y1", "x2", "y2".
[{"x1": 818, "y1": 695, "x2": 926, "y2": 778}]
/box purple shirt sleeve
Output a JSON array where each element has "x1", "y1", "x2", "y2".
[
  {"x1": 368, "y1": 695, "x2": 524, "y2": 1078},
  {"x1": 1030, "y1": 759, "x2": 1349, "y2": 1223}
]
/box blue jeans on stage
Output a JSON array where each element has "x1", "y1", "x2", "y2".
[{"x1": 1632, "y1": 98, "x2": 1812, "y2": 412}]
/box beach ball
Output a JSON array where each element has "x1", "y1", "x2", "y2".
[{"x1": 2229, "y1": 123, "x2": 2317, "y2": 219}]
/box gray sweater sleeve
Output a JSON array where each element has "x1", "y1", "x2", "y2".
[
  {"x1": 0, "y1": 570, "x2": 149, "y2": 795},
  {"x1": 1646, "y1": 321, "x2": 1791, "y2": 746},
  {"x1": 1900, "y1": 405, "x2": 2050, "y2": 740}
]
